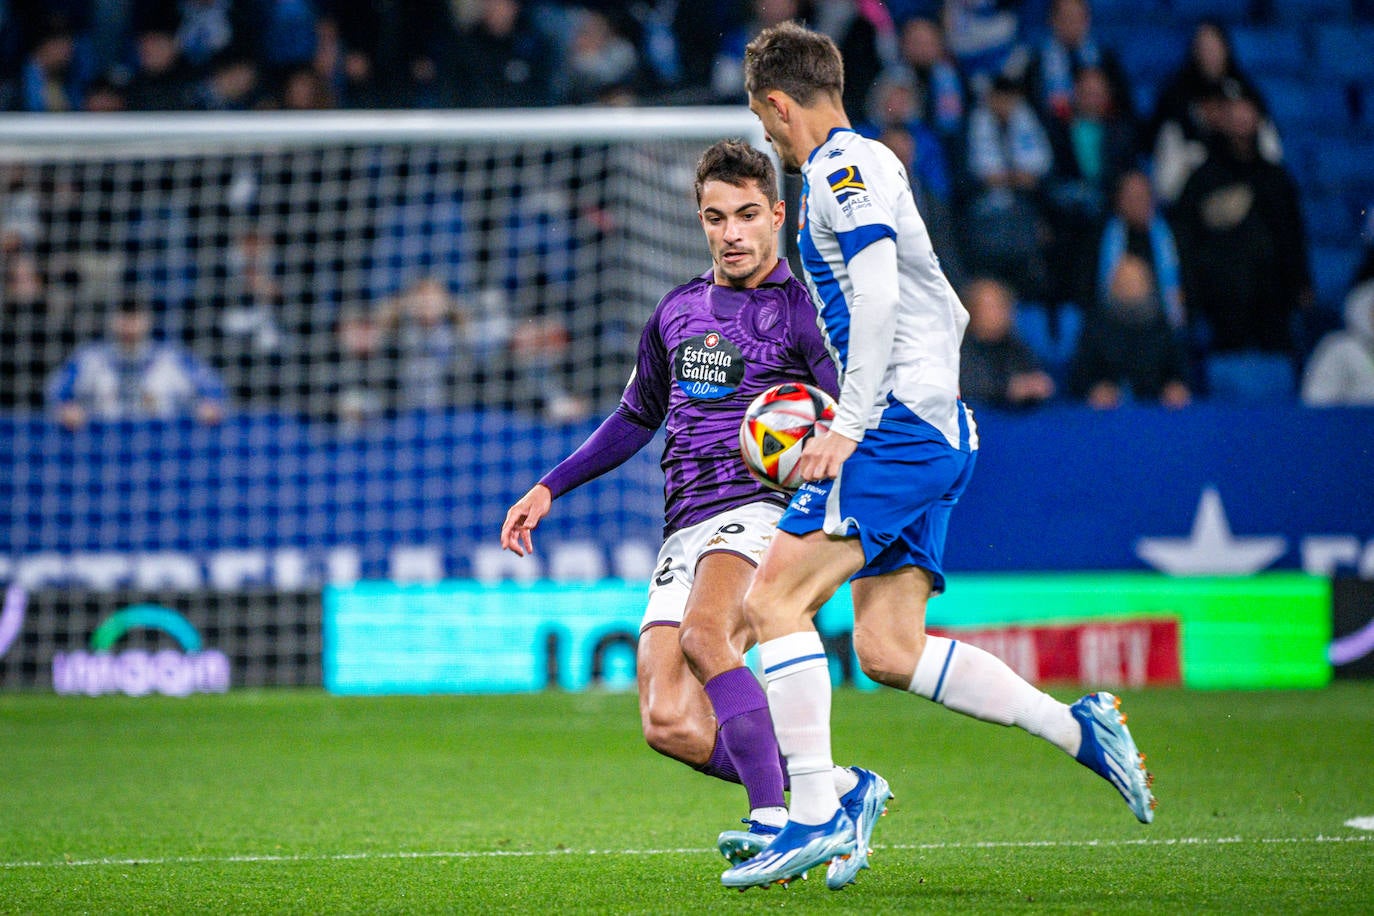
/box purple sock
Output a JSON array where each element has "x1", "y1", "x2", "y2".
[
  {"x1": 695, "y1": 738, "x2": 741, "y2": 784},
  {"x1": 704, "y1": 666, "x2": 787, "y2": 811}
]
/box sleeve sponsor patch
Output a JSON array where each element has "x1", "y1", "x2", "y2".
[{"x1": 826, "y1": 166, "x2": 867, "y2": 203}]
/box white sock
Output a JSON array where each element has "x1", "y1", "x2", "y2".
[
  {"x1": 909, "y1": 635, "x2": 1081, "y2": 756},
  {"x1": 832, "y1": 765, "x2": 858, "y2": 798},
  {"x1": 759, "y1": 630, "x2": 841, "y2": 826},
  {"x1": 750, "y1": 805, "x2": 788, "y2": 829}
]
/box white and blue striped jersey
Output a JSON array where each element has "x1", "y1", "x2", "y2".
[{"x1": 797, "y1": 127, "x2": 978, "y2": 453}]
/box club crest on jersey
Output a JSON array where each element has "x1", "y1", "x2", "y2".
[
  {"x1": 827, "y1": 166, "x2": 867, "y2": 204},
  {"x1": 675, "y1": 331, "x2": 745, "y2": 399}
]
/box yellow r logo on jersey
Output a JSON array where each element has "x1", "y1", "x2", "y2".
[{"x1": 827, "y1": 166, "x2": 866, "y2": 203}]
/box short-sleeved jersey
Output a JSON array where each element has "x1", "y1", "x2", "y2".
[
  {"x1": 619, "y1": 260, "x2": 840, "y2": 535},
  {"x1": 798, "y1": 127, "x2": 978, "y2": 453}
]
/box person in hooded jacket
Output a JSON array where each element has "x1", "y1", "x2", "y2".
[{"x1": 1301, "y1": 280, "x2": 1374, "y2": 407}]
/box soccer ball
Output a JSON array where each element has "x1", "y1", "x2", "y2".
[{"x1": 739, "y1": 383, "x2": 837, "y2": 491}]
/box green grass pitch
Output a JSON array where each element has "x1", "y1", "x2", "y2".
[{"x1": 2, "y1": 684, "x2": 1372, "y2": 914}]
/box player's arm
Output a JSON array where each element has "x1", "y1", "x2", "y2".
[
  {"x1": 500, "y1": 408, "x2": 657, "y2": 556},
  {"x1": 792, "y1": 294, "x2": 841, "y2": 400},
  {"x1": 500, "y1": 301, "x2": 671, "y2": 555},
  {"x1": 801, "y1": 237, "x2": 899, "y2": 480}
]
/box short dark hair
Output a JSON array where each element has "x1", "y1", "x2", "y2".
[
  {"x1": 694, "y1": 139, "x2": 778, "y2": 206},
  {"x1": 744, "y1": 21, "x2": 844, "y2": 107}
]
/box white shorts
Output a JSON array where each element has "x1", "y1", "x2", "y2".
[{"x1": 640, "y1": 500, "x2": 784, "y2": 632}]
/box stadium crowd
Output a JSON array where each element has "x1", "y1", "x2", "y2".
[{"x1": 2, "y1": 0, "x2": 1374, "y2": 423}]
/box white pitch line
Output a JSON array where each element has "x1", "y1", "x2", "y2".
[{"x1": 2, "y1": 834, "x2": 1370, "y2": 870}]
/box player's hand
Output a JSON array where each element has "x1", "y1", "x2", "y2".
[
  {"x1": 501, "y1": 484, "x2": 553, "y2": 557},
  {"x1": 798, "y1": 428, "x2": 858, "y2": 482}
]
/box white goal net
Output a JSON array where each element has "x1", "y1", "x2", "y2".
[{"x1": 0, "y1": 109, "x2": 769, "y2": 591}]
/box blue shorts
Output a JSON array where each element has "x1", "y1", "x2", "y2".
[{"x1": 776, "y1": 423, "x2": 976, "y2": 594}]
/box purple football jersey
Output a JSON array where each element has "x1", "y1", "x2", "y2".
[{"x1": 620, "y1": 260, "x2": 840, "y2": 534}]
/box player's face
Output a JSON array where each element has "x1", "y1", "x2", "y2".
[
  {"x1": 698, "y1": 179, "x2": 784, "y2": 290},
  {"x1": 748, "y1": 93, "x2": 802, "y2": 173}
]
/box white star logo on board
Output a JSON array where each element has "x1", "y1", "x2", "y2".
[{"x1": 1135, "y1": 487, "x2": 1287, "y2": 575}]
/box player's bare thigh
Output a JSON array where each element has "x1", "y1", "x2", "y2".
[
  {"x1": 743, "y1": 528, "x2": 865, "y2": 642},
  {"x1": 850, "y1": 565, "x2": 935, "y2": 689},
  {"x1": 679, "y1": 551, "x2": 756, "y2": 683}
]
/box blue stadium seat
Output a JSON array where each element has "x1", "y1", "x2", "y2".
[
  {"x1": 1205, "y1": 353, "x2": 1296, "y2": 403},
  {"x1": 1258, "y1": 77, "x2": 1351, "y2": 133},
  {"x1": 1169, "y1": 0, "x2": 1251, "y2": 24},
  {"x1": 1053, "y1": 304, "x2": 1084, "y2": 368},
  {"x1": 1090, "y1": 0, "x2": 1149, "y2": 27},
  {"x1": 1133, "y1": 83, "x2": 1158, "y2": 120},
  {"x1": 1271, "y1": 0, "x2": 1352, "y2": 22},
  {"x1": 1313, "y1": 25, "x2": 1374, "y2": 82},
  {"x1": 1014, "y1": 302, "x2": 1056, "y2": 367},
  {"x1": 1230, "y1": 27, "x2": 1308, "y2": 78},
  {"x1": 1116, "y1": 27, "x2": 1189, "y2": 86},
  {"x1": 1313, "y1": 139, "x2": 1374, "y2": 194},
  {"x1": 1304, "y1": 193, "x2": 1361, "y2": 245},
  {"x1": 1311, "y1": 245, "x2": 1363, "y2": 309}
]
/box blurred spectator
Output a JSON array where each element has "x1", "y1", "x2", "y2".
[
  {"x1": 279, "y1": 64, "x2": 334, "y2": 109},
  {"x1": 311, "y1": 13, "x2": 376, "y2": 108},
  {"x1": 76, "y1": 2, "x2": 124, "y2": 82},
  {"x1": 320, "y1": 0, "x2": 416, "y2": 108},
  {"x1": 625, "y1": 0, "x2": 683, "y2": 95},
  {"x1": 125, "y1": 25, "x2": 195, "y2": 110},
  {"x1": 0, "y1": 165, "x2": 40, "y2": 253},
  {"x1": 1, "y1": 249, "x2": 74, "y2": 411},
  {"x1": 896, "y1": 16, "x2": 966, "y2": 145},
  {"x1": 12, "y1": 18, "x2": 83, "y2": 112},
  {"x1": 865, "y1": 95, "x2": 964, "y2": 284},
  {"x1": 564, "y1": 8, "x2": 640, "y2": 105},
  {"x1": 1301, "y1": 280, "x2": 1374, "y2": 406},
  {"x1": 82, "y1": 73, "x2": 128, "y2": 112},
  {"x1": 433, "y1": 0, "x2": 554, "y2": 108},
  {"x1": 964, "y1": 73, "x2": 1053, "y2": 299},
  {"x1": 1068, "y1": 254, "x2": 1191, "y2": 409},
  {"x1": 508, "y1": 310, "x2": 589, "y2": 421},
  {"x1": 1173, "y1": 90, "x2": 1311, "y2": 356},
  {"x1": 942, "y1": 0, "x2": 1020, "y2": 96},
  {"x1": 258, "y1": 0, "x2": 319, "y2": 76},
  {"x1": 1044, "y1": 65, "x2": 1137, "y2": 308},
  {"x1": 148, "y1": 0, "x2": 258, "y2": 72},
  {"x1": 1010, "y1": 0, "x2": 1134, "y2": 126},
  {"x1": 862, "y1": 69, "x2": 953, "y2": 202},
  {"x1": 668, "y1": 0, "x2": 748, "y2": 101},
  {"x1": 192, "y1": 53, "x2": 262, "y2": 110},
  {"x1": 1355, "y1": 205, "x2": 1374, "y2": 289},
  {"x1": 812, "y1": 0, "x2": 898, "y2": 120},
  {"x1": 1146, "y1": 21, "x2": 1280, "y2": 204},
  {"x1": 1096, "y1": 170, "x2": 1185, "y2": 331},
  {"x1": 47, "y1": 298, "x2": 226, "y2": 429},
  {"x1": 709, "y1": 0, "x2": 808, "y2": 103},
  {"x1": 206, "y1": 229, "x2": 294, "y2": 405},
  {"x1": 959, "y1": 276, "x2": 1056, "y2": 409},
  {"x1": 376, "y1": 276, "x2": 466, "y2": 409},
  {"x1": 327, "y1": 305, "x2": 397, "y2": 425},
  {"x1": 892, "y1": 127, "x2": 965, "y2": 285}
]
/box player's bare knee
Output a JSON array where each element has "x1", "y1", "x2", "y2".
[
  {"x1": 853, "y1": 627, "x2": 920, "y2": 690},
  {"x1": 641, "y1": 703, "x2": 708, "y2": 762},
  {"x1": 678, "y1": 619, "x2": 738, "y2": 679}
]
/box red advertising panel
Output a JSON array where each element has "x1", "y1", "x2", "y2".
[{"x1": 931, "y1": 619, "x2": 1181, "y2": 687}]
